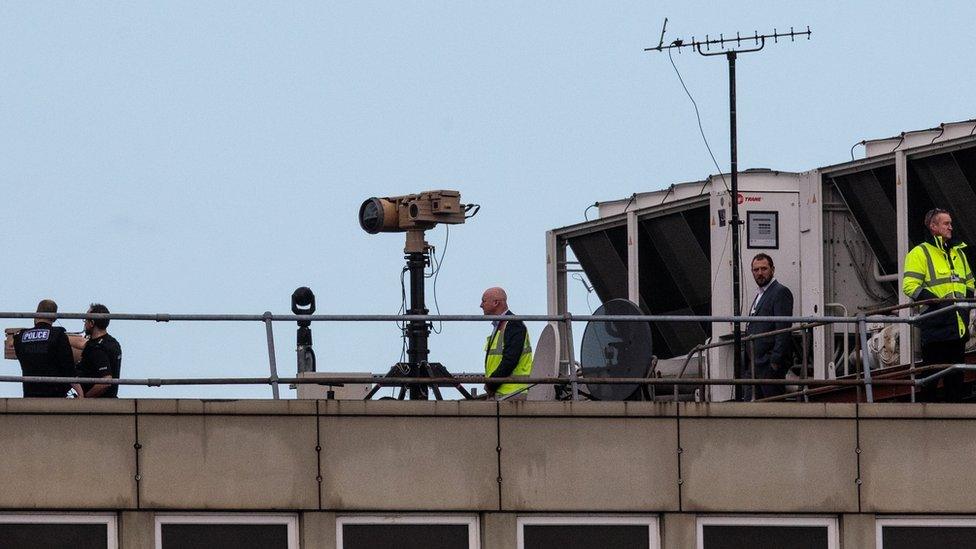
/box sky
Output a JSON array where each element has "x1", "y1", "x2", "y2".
[{"x1": 1, "y1": 1, "x2": 974, "y2": 398}]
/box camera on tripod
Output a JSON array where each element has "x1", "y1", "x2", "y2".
[
  {"x1": 357, "y1": 189, "x2": 478, "y2": 400},
  {"x1": 358, "y1": 190, "x2": 468, "y2": 235}
]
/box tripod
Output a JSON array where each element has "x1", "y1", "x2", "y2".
[{"x1": 365, "y1": 230, "x2": 472, "y2": 400}]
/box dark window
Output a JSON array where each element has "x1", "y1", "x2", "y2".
[
  {"x1": 523, "y1": 524, "x2": 650, "y2": 549},
  {"x1": 160, "y1": 523, "x2": 289, "y2": 549},
  {"x1": 702, "y1": 525, "x2": 828, "y2": 549},
  {"x1": 341, "y1": 523, "x2": 470, "y2": 549},
  {"x1": 0, "y1": 523, "x2": 108, "y2": 549},
  {"x1": 882, "y1": 526, "x2": 976, "y2": 549}
]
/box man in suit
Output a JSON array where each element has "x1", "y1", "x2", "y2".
[{"x1": 744, "y1": 253, "x2": 794, "y2": 400}]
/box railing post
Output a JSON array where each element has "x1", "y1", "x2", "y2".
[
  {"x1": 801, "y1": 328, "x2": 809, "y2": 403},
  {"x1": 698, "y1": 346, "x2": 705, "y2": 402},
  {"x1": 858, "y1": 316, "x2": 874, "y2": 403},
  {"x1": 909, "y1": 305, "x2": 917, "y2": 403},
  {"x1": 748, "y1": 340, "x2": 756, "y2": 402},
  {"x1": 563, "y1": 313, "x2": 579, "y2": 401},
  {"x1": 263, "y1": 311, "x2": 280, "y2": 400}
]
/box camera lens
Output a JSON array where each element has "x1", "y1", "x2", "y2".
[{"x1": 359, "y1": 198, "x2": 383, "y2": 234}]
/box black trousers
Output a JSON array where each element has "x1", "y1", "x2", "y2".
[{"x1": 920, "y1": 339, "x2": 968, "y2": 402}]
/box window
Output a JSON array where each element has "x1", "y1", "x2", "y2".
[
  {"x1": 155, "y1": 514, "x2": 297, "y2": 549},
  {"x1": 697, "y1": 516, "x2": 837, "y2": 549},
  {"x1": 337, "y1": 515, "x2": 479, "y2": 549},
  {"x1": 877, "y1": 517, "x2": 976, "y2": 549},
  {"x1": 0, "y1": 513, "x2": 117, "y2": 549},
  {"x1": 518, "y1": 516, "x2": 659, "y2": 549}
]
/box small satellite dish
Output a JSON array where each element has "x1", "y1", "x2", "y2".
[
  {"x1": 527, "y1": 323, "x2": 558, "y2": 401},
  {"x1": 580, "y1": 299, "x2": 653, "y2": 400}
]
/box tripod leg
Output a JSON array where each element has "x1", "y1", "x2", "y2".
[{"x1": 427, "y1": 362, "x2": 473, "y2": 399}]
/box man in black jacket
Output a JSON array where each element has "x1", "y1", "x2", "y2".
[
  {"x1": 12, "y1": 299, "x2": 75, "y2": 398},
  {"x1": 74, "y1": 303, "x2": 123, "y2": 398},
  {"x1": 744, "y1": 254, "x2": 794, "y2": 400}
]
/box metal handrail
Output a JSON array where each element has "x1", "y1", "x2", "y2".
[{"x1": 3, "y1": 299, "x2": 973, "y2": 401}]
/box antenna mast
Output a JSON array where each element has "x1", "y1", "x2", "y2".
[{"x1": 646, "y1": 24, "x2": 811, "y2": 400}]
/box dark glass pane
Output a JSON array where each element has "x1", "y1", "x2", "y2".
[
  {"x1": 0, "y1": 523, "x2": 107, "y2": 549},
  {"x1": 161, "y1": 523, "x2": 288, "y2": 549},
  {"x1": 524, "y1": 524, "x2": 649, "y2": 549},
  {"x1": 702, "y1": 525, "x2": 828, "y2": 549},
  {"x1": 342, "y1": 523, "x2": 469, "y2": 549},
  {"x1": 883, "y1": 526, "x2": 976, "y2": 549}
]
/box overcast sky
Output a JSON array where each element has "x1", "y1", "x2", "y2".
[{"x1": 1, "y1": 1, "x2": 973, "y2": 398}]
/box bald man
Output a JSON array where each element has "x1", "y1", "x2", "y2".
[{"x1": 481, "y1": 287, "x2": 533, "y2": 400}]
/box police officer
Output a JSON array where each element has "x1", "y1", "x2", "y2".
[
  {"x1": 74, "y1": 303, "x2": 122, "y2": 398},
  {"x1": 903, "y1": 208, "x2": 975, "y2": 402},
  {"x1": 12, "y1": 299, "x2": 75, "y2": 398},
  {"x1": 480, "y1": 287, "x2": 533, "y2": 400}
]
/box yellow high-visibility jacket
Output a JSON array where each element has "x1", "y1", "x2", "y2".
[
  {"x1": 903, "y1": 236, "x2": 975, "y2": 342},
  {"x1": 484, "y1": 320, "x2": 533, "y2": 396}
]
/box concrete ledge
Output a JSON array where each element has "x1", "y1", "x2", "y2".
[
  {"x1": 2, "y1": 398, "x2": 136, "y2": 414},
  {"x1": 319, "y1": 399, "x2": 498, "y2": 417},
  {"x1": 860, "y1": 419, "x2": 976, "y2": 512},
  {"x1": 319, "y1": 416, "x2": 497, "y2": 510},
  {"x1": 139, "y1": 415, "x2": 319, "y2": 509},
  {"x1": 135, "y1": 398, "x2": 317, "y2": 415},
  {"x1": 500, "y1": 417, "x2": 679, "y2": 511},
  {"x1": 858, "y1": 402, "x2": 976, "y2": 419},
  {"x1": 0, "y1": 414, "x2": 137, "y2": 508},
  {"x1": 680, "y1": 417, "x2": 858, "y2": 512},
  {"x1": 680, "y1": 402, "x2": 857, "y2": 419}
]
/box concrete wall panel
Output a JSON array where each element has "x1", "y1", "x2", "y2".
[
  {"x1": 319, "y1": 416, "x2": 497, "y2": 510},
  {"x1": 499, "y1": 417, "x2": 679, "y2": 511},
  {"x1": 482, "y1": 512, "x2": 517, "y2": 549},
  {"x1": 0, "y1": 415, "x2": 136, "y2": 508},
  {"x1": 680, "y1": 418, "x2": 858, "y2": 512},
  {"x1": 860, "y1": 418, "x2": 976, "y2": 512},
  {"x1": 139, "y1": 415, "x2": 318, "y2": 509},
  {"x1": 300, "y1": 511, "x2": 337, "y2": 549}
]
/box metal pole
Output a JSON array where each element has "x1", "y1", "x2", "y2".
[
  {"x1": 910, "y1": 316, "x2": 917, "y2": 402},
  {"x1": 749, "y1": 338, "x2": 756, "y2": 402},
  {"x1": 263, "y1": 312, "x2": 280, "y2": 400},
  {"x1": 858, "y1": 317, "x2": 875, "y2": 403},
  {"x1": 405, "y1": 235, "x2": 432, "y2": 400},
  {"x1": 801, "y1": 328, "x2": 809, "y2": 403},
  {"x1": 728, "y1": 50, "x2": 744, "y2": 390},
  {"x1": 563, "y1": 313, "x2": 579, "y2": 401}
]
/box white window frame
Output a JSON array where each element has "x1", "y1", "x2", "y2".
[
  {"x1": 0, "y1": 513, "x2": 118, "y2": 549},
  {"x1": 517, "y1": 515, "x2": 660, "y2": 549},
  {"x1": 696, "y1": 516, "x2": 838, "y2": 549},
  {"x1": 876, "y1": 516, "x2": 976, "y2": 549},
  {"x1": 154, "y1": 513, "x2": 298, "y2": 549},
  {"x1": 336, "y1": 515, "x2": 480, "y2": 549}
]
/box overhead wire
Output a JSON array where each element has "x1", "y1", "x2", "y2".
[
  {"x1": 583, "y1": 203, "x2": 598, "y2": 221},
  {"x1": 428, "y1": 225, "x2": 449, "y2": 334},
  {"x1": 666, "y1": 44, "x2": 729, "y2": 194}
]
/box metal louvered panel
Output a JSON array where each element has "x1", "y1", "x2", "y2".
[
  {"x1": 567, "y1": 203, "x2": 711, "y2": 359},
  {"x1": 567, "y1": 228, "x2": 629, "y2": 304},
  {"x1": 908, "y1": 151, "x2": 976, "y2": 246},
  {"x1": 829, "y1": 165, "x2": 899, "y2": 274}
]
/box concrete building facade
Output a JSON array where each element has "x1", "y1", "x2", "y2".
[{"x1": 3, "y1": 399, "x2": 976, "y2": 547}]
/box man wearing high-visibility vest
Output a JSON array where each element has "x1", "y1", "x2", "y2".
[
  {"x1": 903, "y1": 208, "x2": 975, "y2": 402},
  {"x1": 480, "y1": 287, "x2": 533, "y2": 400}
]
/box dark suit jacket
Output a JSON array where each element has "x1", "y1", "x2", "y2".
[{"x1": 745, "y1": 280, "x2": 794, "y2": 372}]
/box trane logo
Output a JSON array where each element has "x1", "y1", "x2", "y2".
[
  {"x1": 736, "y1": 193, "x2": 762, "y2": 204},
  {"x1": 21, "y1": 329, "x2": 50, "y2": 342}
]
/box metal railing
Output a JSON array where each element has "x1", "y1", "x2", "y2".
[{"x1": 1, "y1": 299, "x2": 973, "y2": 402}]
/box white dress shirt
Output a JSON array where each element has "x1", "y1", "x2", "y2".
[{"x1": 750, "y1": 279, "x2": 776, "y2": 316}]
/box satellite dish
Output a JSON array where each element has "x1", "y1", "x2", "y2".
[
  {"x1": 527, "y1": 323, "x2": 558, "y2": 401},
  {"x1": 580, "y1": 299, "x2": 653, "y2": 400}
]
